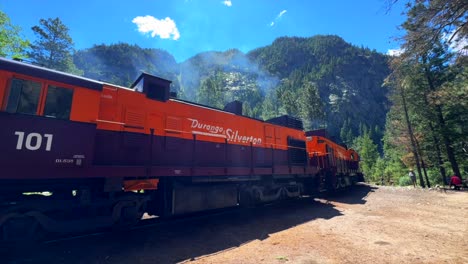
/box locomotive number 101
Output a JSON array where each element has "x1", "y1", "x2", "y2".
[{"x1": 15, "y1": 131, "x2": 53, "y2": 151}]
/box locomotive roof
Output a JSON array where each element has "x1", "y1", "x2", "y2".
[{"x1": 0, "y1": 57, "x2": 103, "y2": 91}]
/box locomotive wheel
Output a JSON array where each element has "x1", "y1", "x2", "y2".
[
  {"x1": 114, "y1": 200, "x2": 147, "y2": 228},
  {"x1": 239, "y1": 188, "x2": 255, "y2": 207},
  {"x1": 1, "y1": 215, "x2": 45, "y2": 243},
  {"x1": 339, "y1": 178, "x2": 346, "y2": 189}
]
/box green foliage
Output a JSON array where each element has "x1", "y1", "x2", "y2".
[
  {"x1": 28, "y1": 17, "x2": 81, "y2": 74},
  {"x1": 0, "y1": 10, "x2": 29, "y2": 59},
  {"x1": 180, "y1": 49, "x2": 270, "y2": 101},
  {"x1": 298, "y1": 81, "x2": 325, "y2": 130},
  {"x1": 426, "y1": 169, "x2": 445, "y2": 185},
  {"x1": 340, "y1": 118, "x2": 354, "y2": 147},
  {"x1": 196, "y1": 70, "x2": 226, "y2": 109},
  {"x1": 383, "y1": 0, "x2": 468, "y2": 187},
  {"x1": 352, "y1": 126, "x2": 380, "y2": 182},
  {"x1": 196, "y1": 70, "x2": 265, "y2": 118},
  {"x1": 260, "y1": 89, "x2": 280, "y2": 120},
  {"x1": 372, "y1": 157, "x2": 387, "y2": 183},
  {"x1": 381, "y1": 111, "x2": 409, "y2": 184},
  {"x1": 399, "y1": 0, "x2": 467, "y2": 61},
  {"x1": 398, "y1": 176, "x2": 413, "y2": 186}
]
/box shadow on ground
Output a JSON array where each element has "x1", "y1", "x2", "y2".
[
  {"x1": 324, "y1": 183, "x2": 378, "y2": 204},
  {"x1": 4, "y1": 185, "x2": 374, "y2": 264}
]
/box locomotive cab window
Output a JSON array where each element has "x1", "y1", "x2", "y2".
[
  {"x1": 5, "y1": 78, "x2": 41, "y2": 115},
  {"x1": 44, "y1": 85, "x2": 73, "y2": 119}
]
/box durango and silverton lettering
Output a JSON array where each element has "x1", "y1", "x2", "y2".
[{"x1": 188, "y1": 118, "x2": 262, "y2": 145}]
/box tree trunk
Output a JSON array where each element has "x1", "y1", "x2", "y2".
[
  {"x1": 428, "y1": 122, "x2": 447, "y2": 185},
  {"x1": 420, "y1": 89, "x2": 447, "y2": 185},
  {"x1": 423, "y1": 66, "x2": 461, "y2": 178},
  {"x1": 435, "y1": 104, "x2": 461, "y2": 177},
  {"x1": 414, "y1": 135, "x2": 431, "y2": 188},
  {"x1": 399, "y1": 85, "x2": 425, "y2": 188}
]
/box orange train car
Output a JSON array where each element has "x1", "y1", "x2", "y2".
[
  {"x1": 306, "y1": 130, "x2": 363, "y2": 190},
  {"x1": 0, "y1": 58, "x2": 361, "y2": 242}
]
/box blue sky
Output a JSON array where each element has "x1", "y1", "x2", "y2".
[{"x1": 1, "y1": 0, "x2": 406, "y2": 62}]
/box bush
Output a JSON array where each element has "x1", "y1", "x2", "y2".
[
  {"x1": 427, "y1": 169, "x2": 445, "y2": 185},
  {"x1": 398, "y1": 176, "x2": 412, "y2": 186}
]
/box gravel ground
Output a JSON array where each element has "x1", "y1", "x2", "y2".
[{"x1": 4, "y1": 184, "x2": 468, "y2": 264}]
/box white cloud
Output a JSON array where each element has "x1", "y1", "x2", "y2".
[
  {"x1": 278, "y1": 10, "x2": 287, "y2": 18},
  {"x1": 387, "y1": 48, "x2": 403, "y2": 56},
  {"x1": 222, "y1": 0, "x2": 232, "y2": 7},
  {"x1": 132, "y1": 16, "x2": 180, "y2": 40},
  {"x1": 270, "y1": 9, "x2": 287, "y2": 27}
]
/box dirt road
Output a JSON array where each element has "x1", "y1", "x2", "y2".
[{"x1": 4, "y1": 184, "x2": 468, "y2": 264}]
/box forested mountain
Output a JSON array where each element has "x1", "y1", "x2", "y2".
[
  {"x1": 179, "y1": 48, "x2": 279, "y2": 118},
  {"x1": 248, "y1": 36, "x2": 390, "y2": 143},
  {"x1": 71, "y1": 35, "x2": 390, "y2": 146},
  {"x1": 73, "y1": 43, "x2": 180, "y2": 90}
]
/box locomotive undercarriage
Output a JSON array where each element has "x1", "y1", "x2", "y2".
[
  {"x1": 0, "y1": 180, "x2": 149, "y2": 243},
  {"x1": 0, "y1": 170, "x2": 363, "y2": 243},
  {"x1": 0, "y1": 174, "x2": 318, "y2": 243},
  {"x1": 315, "y1": 170, "x2": 363, "y2": 194}
]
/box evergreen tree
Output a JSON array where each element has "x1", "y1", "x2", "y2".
[
  {"x1": 340, "y1": 118, "x2": 354, "y2": 146},
  {"x1": 28, "y1": 17, "x2": 81, "y2": 74},
  {"x1": 196, "y1": 70, "x2": 226, "y2": 109},
  {"x1": 385, "y1": 0, "x2": 468, "y2": 184},
  {"x1": 402, "y1": 20, "x2": 462, "y2": 178},
  {"x1": 352, "y1": 126, "x2": 380, "y2": 182},
  {"x1": 382, "y1": 108, "x2": 408, "y2": 185},
  {"x1": 394, "y1": 0, "x2": 467, "y2": 61},
  {"x1": 299, "y1": 80, "x2": 325, "y2": 130},
  {"x1": 260, "y1": 88, "x2": 280, "y2": 120}
]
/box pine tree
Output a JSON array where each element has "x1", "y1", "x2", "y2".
[
  {"x1": 196, "y1": 70, "x2": 226, "y2": 109},
  {"x1": 28, "y1": 17, "x2": 81, "y2": 74},
  {"x1": 299, "y1": 80, "x2": 325, "y2": 130},
  {"x1": 352, "y1": 127, "x2": 380, "y2": 182},
  {"x1": 386, "y1": 0, "x2": 467, "y2": 183}
]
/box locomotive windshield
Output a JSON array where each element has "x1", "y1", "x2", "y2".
[
  {"x1": 44, "y1": 85, "x2": 74, "y2": 119},
  {"x1": 6, "y1": 78, "x2": 41, "y2": 115},
  {"x1": 4, "y1": 78, "x2": 74, "y2": 119}
]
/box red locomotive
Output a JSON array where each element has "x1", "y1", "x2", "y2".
[{"x1": 0, "y1": 58, "x2": 362, "y2": 241}]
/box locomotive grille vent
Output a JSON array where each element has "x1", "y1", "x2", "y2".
[
  {"x1": 166, "y1": 116, "x2": 182, "y2": 132},
  {"x1": 125, "y1": 110, "x2": 145, "y2": 127}
]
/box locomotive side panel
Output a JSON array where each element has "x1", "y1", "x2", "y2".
[
  {"x1": 0, "y1": 65, "x2": 100, "y2": 180},
  {"x1": 70, "y1": 87, "x2": 101, "y2": 123},
  {"x1": 0, "y1": 112, "x2": 97, "y2": 180},
  {"x1": 92, "y1": 85, "x2": 307, "y2": 173}
]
